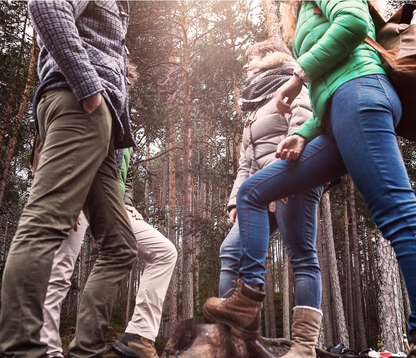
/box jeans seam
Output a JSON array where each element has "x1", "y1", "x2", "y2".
[
  {"x1": 377, "y1": 74, "x2": 398, "y2": 126},
  {"x1": 336, "y1": 76, "x2": 416, "y2": 244}
]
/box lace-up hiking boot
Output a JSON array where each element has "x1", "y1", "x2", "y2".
[
  {"x1": 112, "y1": 333, "x2": 158, "y2": 358},
  {"x1": 202, "y1": 278, "x2": 265, "y2": 341}
]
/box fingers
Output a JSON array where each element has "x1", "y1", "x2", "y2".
[
  {"x1": 276, "y1": 99, "x2": 292, "y2": 116},
  {"x1": 276, "y1": 148, "x2": 299, "y2": 160},
  {"x1": 125, "y1": 205, "x2": 143, "y2": 220},
  {"x1": 281, "y1": 149, "x2": 299, "y2": 161},
  {"x1": 229, "y1": 208, "x2": 237, "y2": 225},
  {"x1": 72, "y1": 215, "x2": 82, "y2": 232},
  {"x1": 278, "y1": 197, "x2": 288, "y2": 205},
  {"x1": 82, "y1": 93, "x2": 102, "y2": 114}
]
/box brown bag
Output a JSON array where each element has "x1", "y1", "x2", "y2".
[{"x1": 366, "y1": 4, "x2": 416, "y2": 141}]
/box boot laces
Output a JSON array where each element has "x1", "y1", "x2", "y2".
[{"x1": 221, "y1": 280, "x2": 239, "y2": 302}]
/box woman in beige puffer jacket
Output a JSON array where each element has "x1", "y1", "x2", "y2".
[{"x1": 213, "y1": 41, "x2": 324, "y2": 341}]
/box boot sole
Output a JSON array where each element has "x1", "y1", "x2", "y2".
[
  {"x1": 112, "y1": 341, "x2": 145, "y2": 358},
  {"x1": 202, "y1": 304, "x2": 259, "y2": 342}
]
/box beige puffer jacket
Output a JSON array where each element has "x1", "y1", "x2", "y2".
[{"x1": 228, "y1": 53, "x2": 312, "y2": 211}]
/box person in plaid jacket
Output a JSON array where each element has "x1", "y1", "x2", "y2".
[{"x1": 0, "y1": 2, "x2": 138, "y2": 357}]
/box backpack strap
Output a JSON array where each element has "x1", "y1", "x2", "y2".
[{"x1": 365, "y1": 36, "x2": 395, "y2": 68}]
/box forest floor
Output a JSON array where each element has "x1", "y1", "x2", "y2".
[{"x1": 60, "y1": 315, "x2": 169, "y2": 357}]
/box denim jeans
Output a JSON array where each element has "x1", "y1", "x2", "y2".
[
  {"x1": 220, "y1": 186, "x2": 323, "y2": 308},
  {"x1": 237, "y1": 74, "x2": 416, "y2": 340}
]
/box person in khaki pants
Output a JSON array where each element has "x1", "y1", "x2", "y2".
[
  {"x1": 0, "y1": 2, "x2": 138, "y2": 358},
  {"x1": 38, "y1": 147, "x2": 177, "y2": 358}
]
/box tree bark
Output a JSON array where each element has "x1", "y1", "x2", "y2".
[
  {"x1": 321, "y1": 192, "x2": 348, "y2": 346},
  {"x1": 349, "y1": 178, "x2": 367, "y2": 350},
  {"x1": 282, "y1": 245, "x2": 290, "y2": 339},
  {"x1": 316, "y1": 207, "x2": 332, "y2": 348},
  {"x1": 343, "y1": 182, "x2": 354, "y2": 348},
  {"x1": 377, "y1": 232, "x2": 405, "y2": 353},
  {"x1": 161, "y1": 318, "x2": 289, "y2": 358},
  {"x1": 261, "y1": 1, "x2": 284, "y2": 43},
  {"x1": 180, "y1": 1, "x2": 194, "y2": 320},
  {"x1": 265, "y1": 246, "x2": 276, "y2": 338}
]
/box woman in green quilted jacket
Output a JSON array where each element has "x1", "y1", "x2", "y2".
[{"x1": 207, "y1": 1, "x2": 416, "y2": 356}]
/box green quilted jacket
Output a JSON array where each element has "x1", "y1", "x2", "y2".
[{"x1": 292, "y1": 0, "x2": 386, "y2": 141}]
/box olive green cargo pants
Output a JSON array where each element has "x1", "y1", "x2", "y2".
[{"x1": 0, "y1": 89, "x2": 137, "y2": 358}]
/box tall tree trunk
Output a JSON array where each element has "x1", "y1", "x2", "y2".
[
  {"x1": 277, "y1": 235, "x2": 283, "y2": 308},
  {"x1": 261, "y1": 1, "x2": 284, "y2": 43},
  {"x1": 126, "y1": 261, "x2": 136, "y2": 327},
  {"x1": 167, "y1": 114, "x2": 178, "y2": 334},
  {"x1": 181, "y1": 2, "x2": 194, "y2": 319},
  {"x1": 226, "y1": 1, "x2": 243, "y2": 165},
  {"x1": 349, "y1": 177, "x2": 367, "y2": 350},
  {"x1": 0, "y1": 31, "x2": 38, "y2": 208},
  {"x1": 321, "y1": 192, "x2": 348, "y2": 346},
  {"x1": 361, "y1": 225, "x2": 371, "y2": 338},
  {"x1": 366, "y1": 226, "x2": 379, "y2": 328},
  {"x1": 316, "y1": 207, "x2": 333, "y2": 347},
  {"x1": 282, "y1": 246, "x2": 290, "y2": 339},
  {"x1": 78, "y1": 233, "x2": 90, "y2": 310},
  {"x1": 265, "y1": 246, "x2": 276, "y2": 338},
  {"x1": 144, "y1": 139, "x2": 150, "y2": 221},
  {"x1": 343, "y1": 182, "x2": 354, "y2": 348},
  {"x1": 377, "y1": 232, "x2": 405, "y2": 353}
]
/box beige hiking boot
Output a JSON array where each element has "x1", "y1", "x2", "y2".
[
  {"x1": 281, "y1": 306, "x2": 323, "y2": 358},
  {"x1": 112, "y1": 333, "x2": 158, "y2": 358}
]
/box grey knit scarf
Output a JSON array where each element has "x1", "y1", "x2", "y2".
[{"x1": 239, "y1": 63, "x2": 295, "y2": 113}]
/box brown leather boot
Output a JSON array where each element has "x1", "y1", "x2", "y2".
[
  {"x1": 281, "y1": 306, "x2": 323, "y2": 358},
  {"x1": 202, "y1": 279, "x2": 265, "y2": 341}
]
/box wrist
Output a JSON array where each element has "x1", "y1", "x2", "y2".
[
  {"x1": 294, "y1": 63, "x2": 311, "y2": 83},
  {"x1": 292, "y1": 134, "x2": 307, "y2": 143}
]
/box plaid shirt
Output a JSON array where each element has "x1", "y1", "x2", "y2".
[{"x1": 28, "y1": 0, "x2": 135, "y2": 149}]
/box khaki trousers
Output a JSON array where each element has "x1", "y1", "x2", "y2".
[
  {"x1": 41, "y1": 212, "x2": 177, "y2": 357},
  {"x1": 0, "y1": 89, "x2": 137, "y2": 358}
]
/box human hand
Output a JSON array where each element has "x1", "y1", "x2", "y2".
[
  {"x1": 72, "y1": 214, "x2": 82, "y2": 232},
  {"x1": 275, "y1": 135, "x2": 307, "y2": 161},
  {"x1": 126, "y1": 205, "x2": 143, "y2": 221},
  {"x1": 275, "y1": 75, "x2": 304, "y2": 116},
  {"x1": 82, "y1": 93, "x2": 102, "y2": 114},
  {"x1": 278, "y1": 197, "x2": 289, "y2": 205},
  {"x1": 229, "y1": 207, "x2": 237, "y2": 225}
]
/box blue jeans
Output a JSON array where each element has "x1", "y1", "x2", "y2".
[
  {"x1": 237, "y1": 75, "x2": 416, "y2": 340},
  {"x1": 220, "y1": 187, "x2": 323, "y2": 308}
]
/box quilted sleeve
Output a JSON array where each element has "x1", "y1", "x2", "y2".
[{"x1": 297, "y1": 0, "x2": 370, "y2": 81}]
